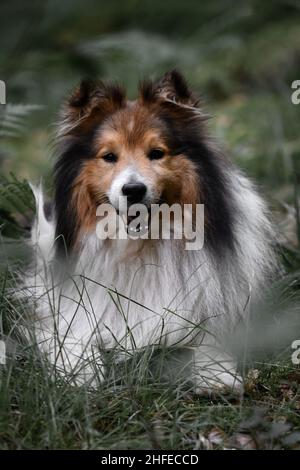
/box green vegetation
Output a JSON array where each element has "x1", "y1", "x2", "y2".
[{"x1": 0, "y1": 0, "x2": 300, "y2": 450}]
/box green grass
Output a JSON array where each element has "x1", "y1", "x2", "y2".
[{"x1": 1, "y1": 336, "x2": 300, "y2": 449}]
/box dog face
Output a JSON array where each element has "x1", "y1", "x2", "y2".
[
  {"x1": 75, "y1": 101, "x2": 200, "y2": 217},
  {"x1": 55, "y1": 71, "x2": 234, "y2": 253}
]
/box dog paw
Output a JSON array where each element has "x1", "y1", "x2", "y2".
[{"x1": 194, "y1": 371, "x2": 244, "y2": 397}]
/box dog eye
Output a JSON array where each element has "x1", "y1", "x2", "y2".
[
  {"x1": 102, "y1": 153, "x2": 118, "y2": 163},
  {"x1": 148, "y1": 149, "x2": 165, "y2": 160}
]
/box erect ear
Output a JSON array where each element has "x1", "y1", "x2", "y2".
[
  {"x1": 59, "y1": 79, "x2": 126, "y2": 136},
  {"x1": 140, "y1": 70, "x2": 200, "y2": 108}
]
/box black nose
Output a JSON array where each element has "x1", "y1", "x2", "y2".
[{"x1": 122, "y1": 183, "x2": 147, "y2": 203}]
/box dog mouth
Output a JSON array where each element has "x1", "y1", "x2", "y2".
[
  {"x1": 115, "y1": 196, "x2": 164, "y2": 236},
  {"x1": 120, "y1": 209, "x2": 151, "y2": 235}
]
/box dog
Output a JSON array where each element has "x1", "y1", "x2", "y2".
[{"x1": 24, "y1": 70, "x2": 276, "y2": 393}]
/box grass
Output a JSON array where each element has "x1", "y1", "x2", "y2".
[
  {"x1": 0, "y1": 203, "x2": 300, "y2": 450},
  {"x1": 1, "y1": 334, "x2": 300, "y2": 449}
]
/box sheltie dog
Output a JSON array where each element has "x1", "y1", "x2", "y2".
[{"x1": 25, "y1": 70, "x2": 276, "y2": 394}]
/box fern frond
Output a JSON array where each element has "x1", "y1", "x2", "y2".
[
  {"x1": 0, "y1": 175, "x2": 35, "y2": 238},
  {"x1": 0, "y1": 104, "x2": 42, "y2": 139}
]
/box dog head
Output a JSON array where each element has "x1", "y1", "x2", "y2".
[{"x1": 55, "y1": 70, "x2": 233, "y2": 254}]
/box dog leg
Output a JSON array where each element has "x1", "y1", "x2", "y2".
[{"x1": 34, "y1": 330, "x2": 105, "y2": 387}]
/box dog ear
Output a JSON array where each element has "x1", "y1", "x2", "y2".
[
  {"x1": 58, "y1": 79, "x2": 126, "y2": 136},
  {"x1": 140, "y1": 70, "x2": 200, "y2": 108}
]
